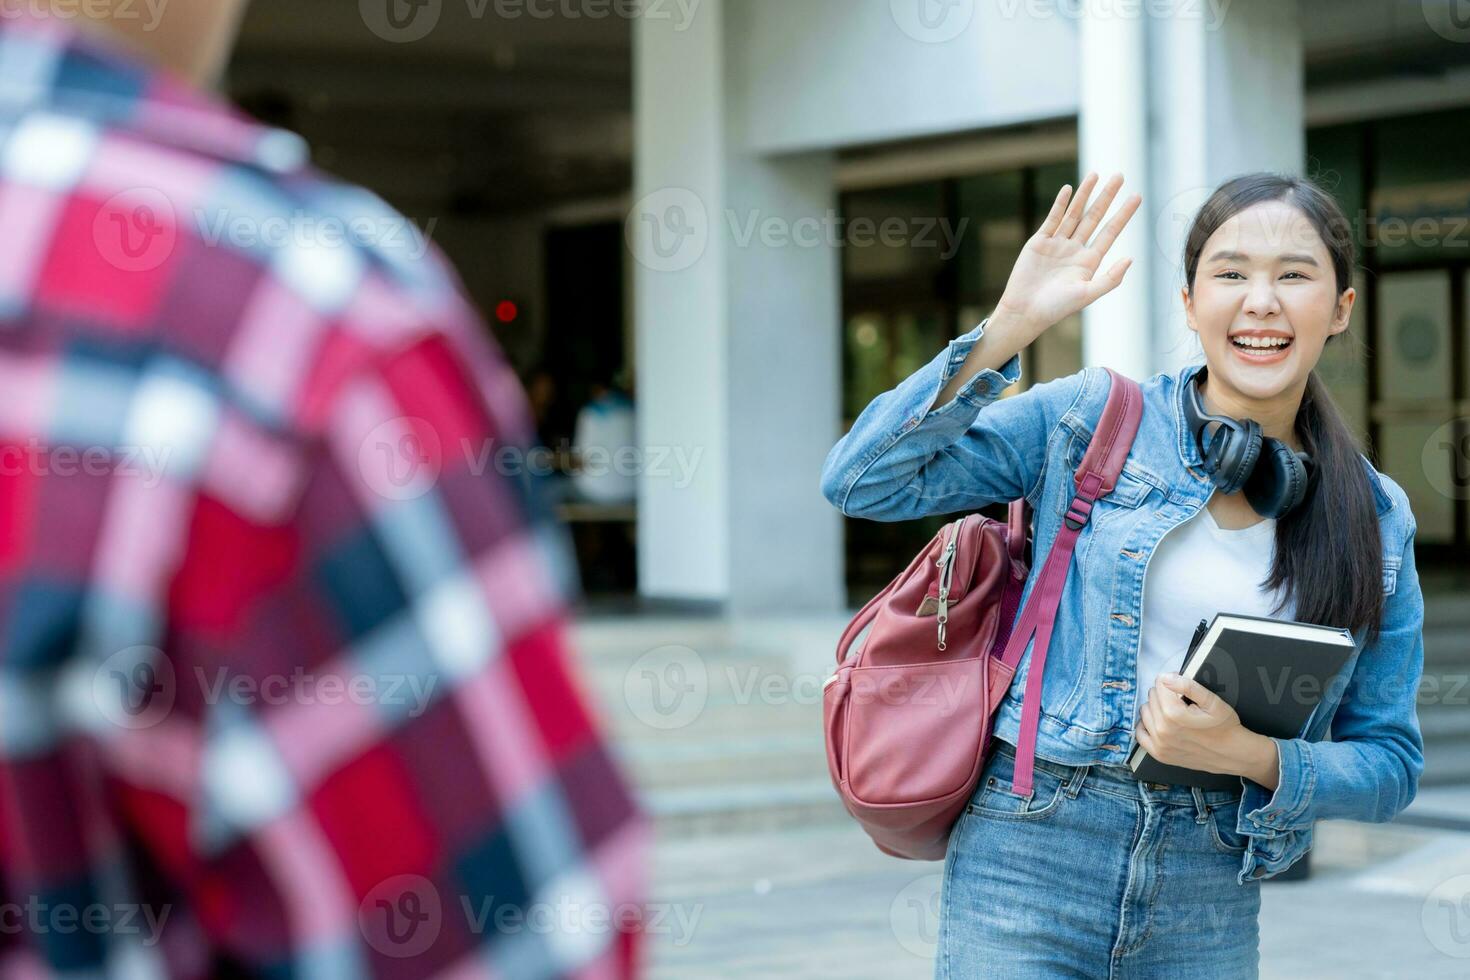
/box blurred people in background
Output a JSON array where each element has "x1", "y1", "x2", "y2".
[
  {"x1": 571, "y1": 382, "x2": 637, "y2": 506},
  {"x1": 0, "y1": 2, "x2": 646, "y2": 976},
  {"x1": 525, "y1": 365, "x2": 561, "y2": 446}
]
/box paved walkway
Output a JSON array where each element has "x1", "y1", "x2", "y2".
[
  {"x1": 564, "y1": 606, "x2": 1470, "y2": 978},
  {"x1": 643, "y1": 815, "x2": 1470, "y2": 978}
]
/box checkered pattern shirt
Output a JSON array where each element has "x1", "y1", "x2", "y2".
[{"x1": 0, "y1": 14, "x2": 647, "y2": 978}]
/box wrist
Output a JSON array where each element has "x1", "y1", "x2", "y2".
[
  {"x1": 1236, "y1": 731, "x2": 1280, "y2": 790},
  {"x1": 989, "y1": 302, "x2": 1047, "y2": 344}
]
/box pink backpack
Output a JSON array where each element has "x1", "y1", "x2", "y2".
[{"x1": 822, "y1": 367, "x2": 1142, "y2": 860}]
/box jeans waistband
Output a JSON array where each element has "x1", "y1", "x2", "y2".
[{"x1": 990, "y1": 737, "x2": 1246, "y2": 809}]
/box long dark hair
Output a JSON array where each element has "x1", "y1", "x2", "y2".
[{"x1": 1183, "y1": 172, "x2": 1385, "y2": 645}]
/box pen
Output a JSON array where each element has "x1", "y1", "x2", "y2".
[
  {"x1": 1177, "y1": 617, "x2": 1209, "y2": 707},
  {"x1": 1181, "y1": 617, "x2": 1209, "y2": 672}
]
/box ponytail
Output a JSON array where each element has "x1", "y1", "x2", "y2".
[{"x1": 1264, "y1": 370, "x2": 1385, "y2": 644}]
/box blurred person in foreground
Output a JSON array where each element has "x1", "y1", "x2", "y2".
[{"x1": 0, "y1": 2, "x2": 647, "y2": 976}]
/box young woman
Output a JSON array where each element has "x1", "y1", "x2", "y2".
[{"x1": 819, "y1": 171, "x2": 1425, "y2": 978}]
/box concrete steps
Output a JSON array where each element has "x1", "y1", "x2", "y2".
[
  {"x1": 614, "y1": 731, "x2": 828, "y2": 789},
  {"x1": 1423, "y1": 580, "x2": 1470, "y2": 630},
  {"x1": 568, "y1": 613, "x2": 852, "y2": 837},
  {"x1": 639, "y1": 778, "x2": 849, "y2": 838},
  {"x1": 566, "y1": 591, "x2": 1470, "y2": 837},
  {"x1": 1421, "y1": 741, "x2": 1470, "y2": 788},
  {"x1": 1418, "y1": 589, "x2": 1470, "y2": 787}
]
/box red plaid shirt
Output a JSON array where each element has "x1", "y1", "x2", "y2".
[{"x1": 0, "y1": 14, "x2": 647, "y2": 978}]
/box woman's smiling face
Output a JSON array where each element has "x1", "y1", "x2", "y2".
[{"x1": 1183, "y1": 199, "x2": 1354, "y2": 402}]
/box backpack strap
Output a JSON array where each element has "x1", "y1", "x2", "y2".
[{"x1": 1003, "y1": 367, "x2": 1143, "y2": 797}]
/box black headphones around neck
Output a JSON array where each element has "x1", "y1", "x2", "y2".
[{"x1": 1182, "y1": 366, "x2": 1318, "y2": 520}]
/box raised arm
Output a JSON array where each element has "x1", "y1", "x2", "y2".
[
  {"x1": 820, "y1": 172, "x2": 1141, "y2": 521},
  {"x1": 820, "y1": 314, "x2": 1084, "y2": 519}
]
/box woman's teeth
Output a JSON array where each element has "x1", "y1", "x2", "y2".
[{"x1": 1231, "y1": 336, "x2": 1292, "y2": 351}]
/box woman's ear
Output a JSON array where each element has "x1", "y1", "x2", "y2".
[
  {"x1": 1330, "y1": 286, "x2": 1356, "y2": 335},
  {"x1": 1181, "y1": 286, "x2": 1197, "y2": 334}
]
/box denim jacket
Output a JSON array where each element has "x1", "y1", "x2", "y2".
[{"x1": 820, "y1": 316, "x2": 1425, "y2": 885}]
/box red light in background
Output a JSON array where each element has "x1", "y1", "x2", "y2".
[{"x1": 495, "y1": 300, "x2": 519, "y2": 324}]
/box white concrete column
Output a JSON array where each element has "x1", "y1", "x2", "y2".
[
  {"x1": 631, "y1": 2, "x2": 730, "y2": 604},
  {"x1": 631, "y1": 1, "x2": 845, "y2": 612},
  {"x1": 723, "y1": 148, "x2": 843, "y2": 614},
  {"x1": 1079, "y1": 0, "x2": 1304, "y2": 379},
  {"x1": 1148, "y1": 0, "x2": 1305, "y2": 374},
  {"x1": 1078, "y1": 2, "x2": 1153, "y2": 380}
]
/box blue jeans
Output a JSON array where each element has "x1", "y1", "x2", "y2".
[{"x1": 937, "y1": 737, "x2": 1262, "y2": 979}]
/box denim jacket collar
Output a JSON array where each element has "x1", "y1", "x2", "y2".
[{"x1": 1173, "y1": 362, "x2": 1210, "y2": 473}]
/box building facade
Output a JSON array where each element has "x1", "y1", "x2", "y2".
[{"x1": 630, "y1": 0, "x2": 1470, "y2": 611}]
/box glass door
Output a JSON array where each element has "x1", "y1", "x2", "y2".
[{"x1": 1372, "y1": 269, "x2": 1467, "y2": 554}]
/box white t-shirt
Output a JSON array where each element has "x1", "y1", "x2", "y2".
[{"x1": 1134, "y1": 503, "x2": 1297, "y2": 728}]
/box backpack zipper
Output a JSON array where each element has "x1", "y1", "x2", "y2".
[{"x1": 935, "y1": 519, "x2": 960, "y2": 651}]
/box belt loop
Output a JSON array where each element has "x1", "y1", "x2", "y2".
[
  {"x1": 1190, "y1": 786, "x2": 1209, "y2": 823},
  {"x1": 1065, "y1": 764, "x2": 1087, "y2": 798}
]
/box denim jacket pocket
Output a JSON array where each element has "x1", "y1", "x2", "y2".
[
  {"x1": 1064, "y1": 436, "x2": 1159, "y2": 511},
  {"x1": 1096, "y1": 465, "x2": 1158, "y2": 511}
]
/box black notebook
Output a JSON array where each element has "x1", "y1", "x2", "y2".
[{"x1": 1127, "y1": 612, "x2": 1358, "y2": 790}]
